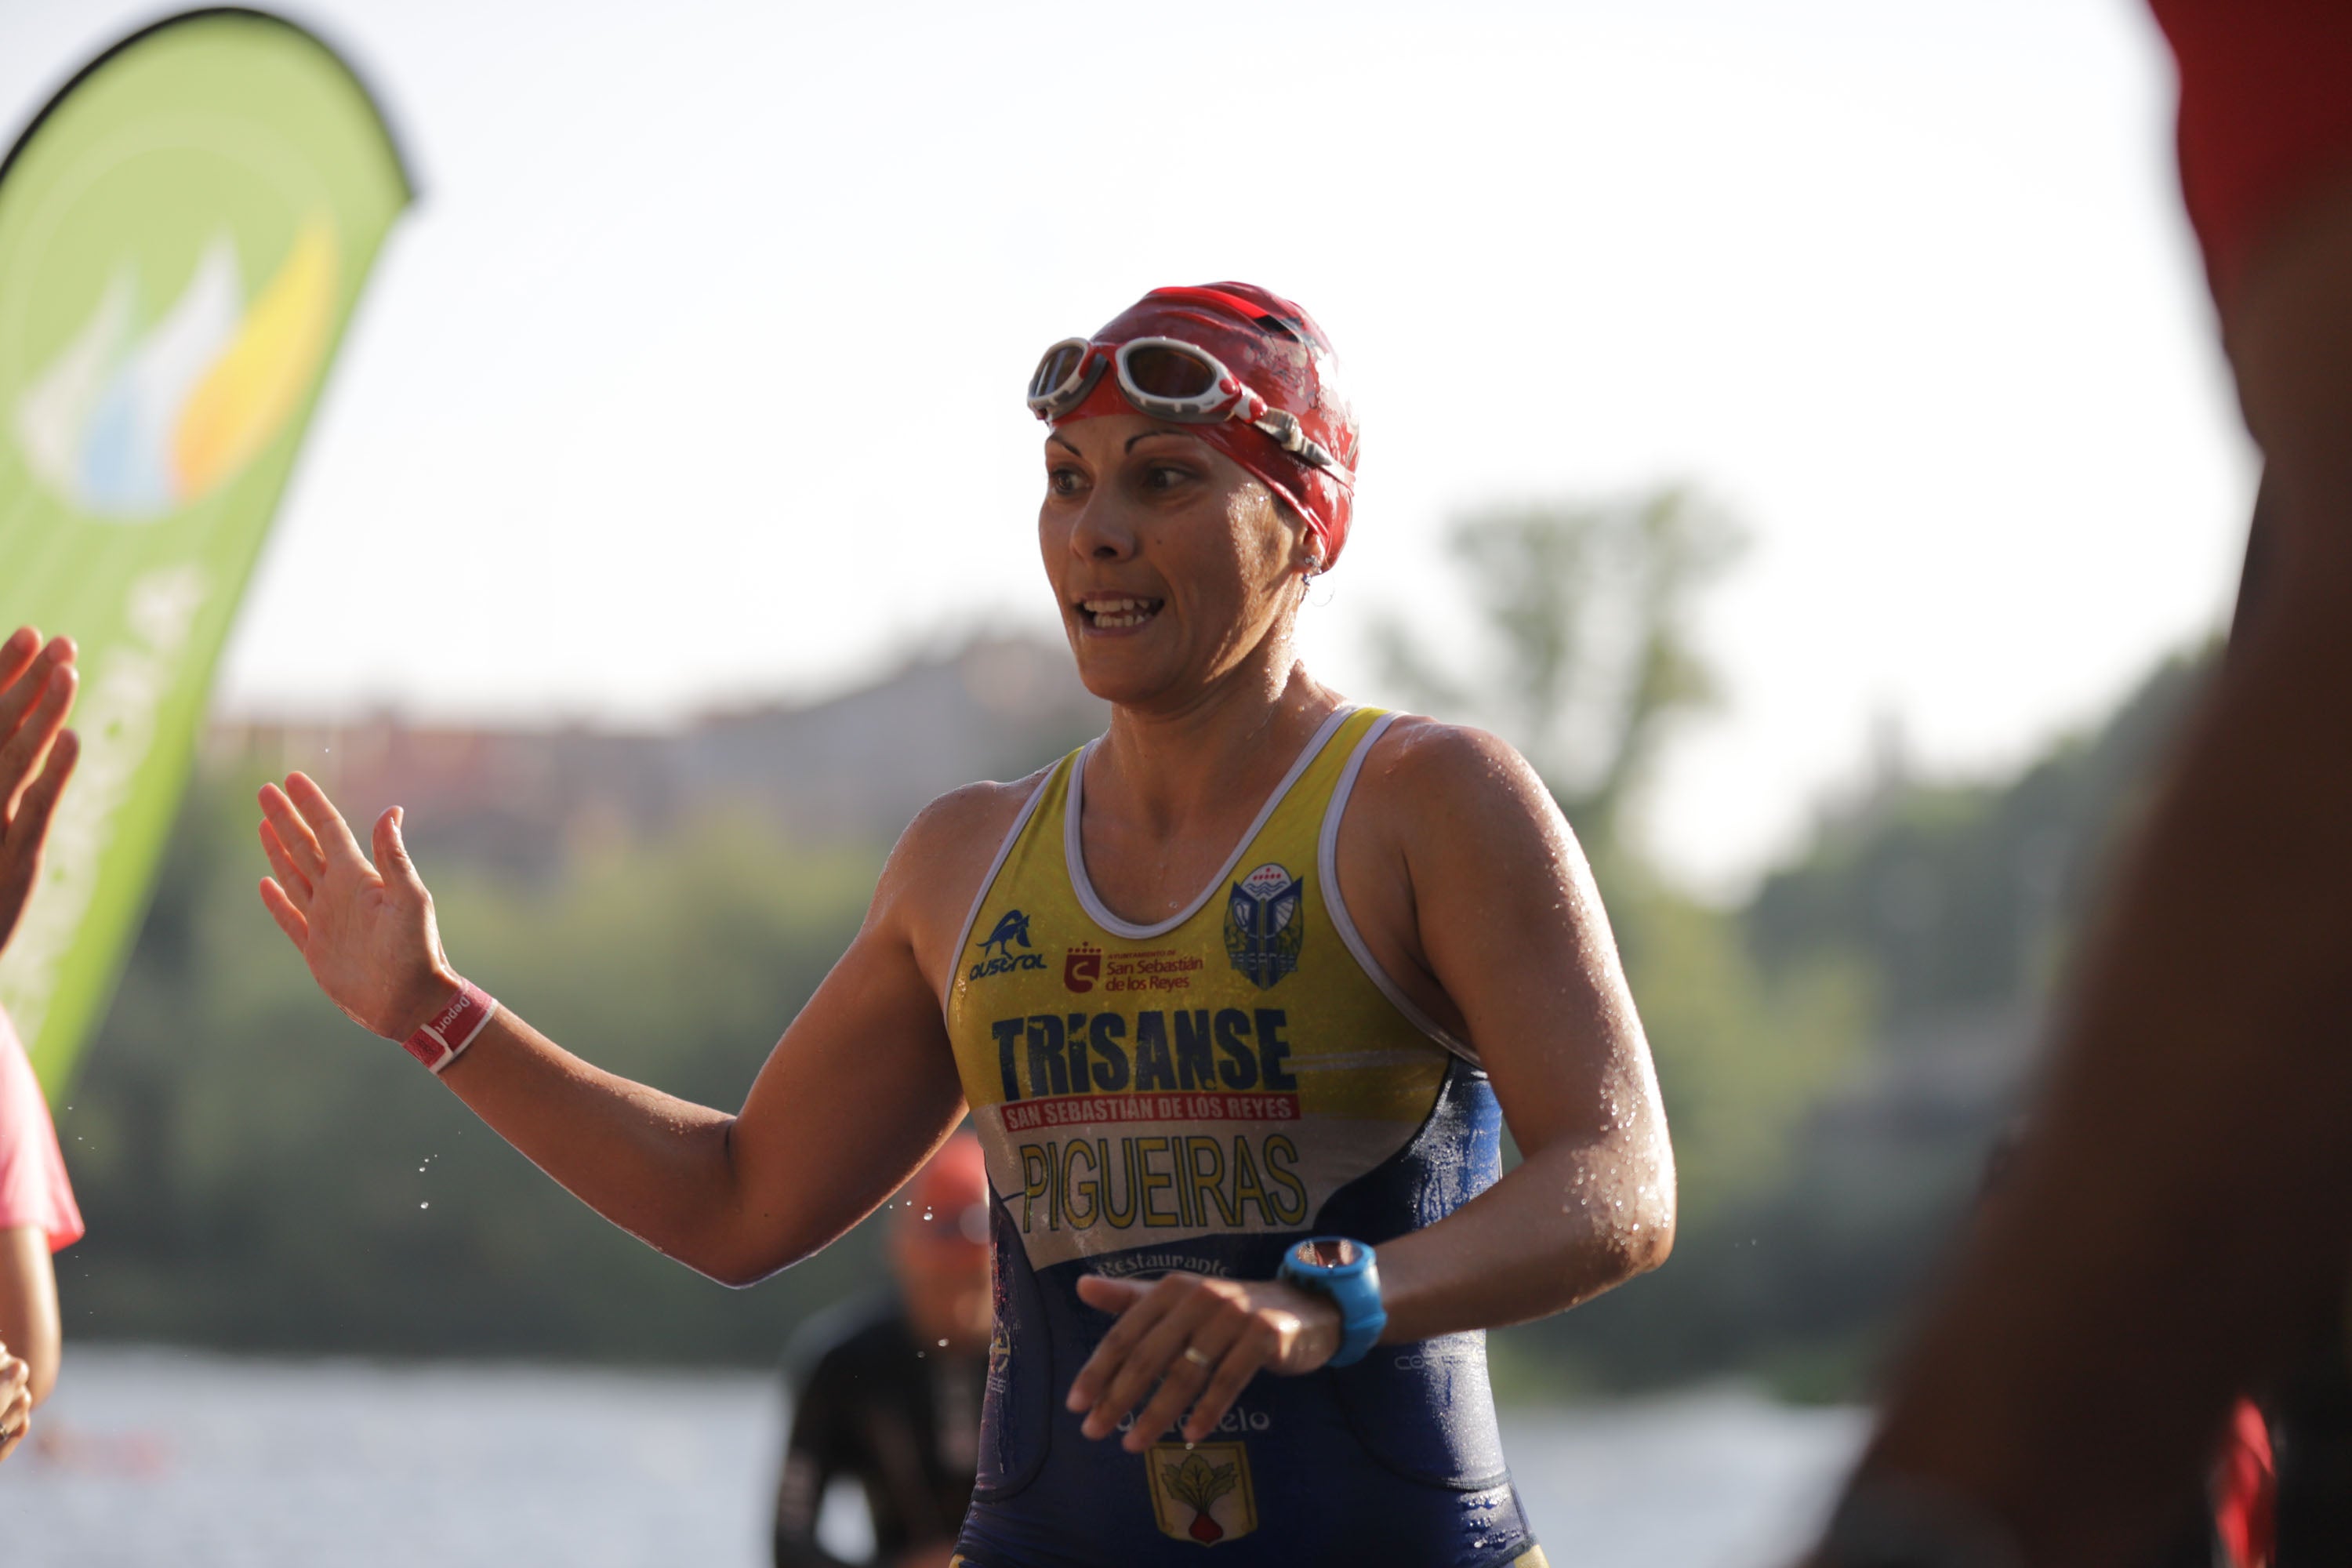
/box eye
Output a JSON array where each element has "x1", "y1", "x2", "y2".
[
  {"x1": 1047, "y1": 464, "x2": 1087, "y2": 497},
  {"x1": 1142, "y1": 462, "x2": 1196, "y2": 492}
]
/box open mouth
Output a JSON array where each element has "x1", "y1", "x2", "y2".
[{"x1": 1076, "y1": 596, "x2": 1164, "y2": 631}]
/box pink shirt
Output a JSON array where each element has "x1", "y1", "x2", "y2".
[{"x1": 0, "y1": 1007, "x2": 82, "y2": 1252}]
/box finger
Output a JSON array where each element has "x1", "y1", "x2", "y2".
[
  {"x1": 258, "y1": 784, "x2": 326, "y2": 878},
  {"x1": 259, "y1": 879, "x2": 312, "y2": 949},
  {"x1": 1073, "y1": 1272, "x2": 1148, "y2": 1316},
  {"x1": 0, "y1": 664, "x2": 77, "y2": 817},
  {"x1": 0, "y1": 1377, "x2": 27, "y2": 1451},
  {"x1": 0, "y1": 628, "x2": 40, "y2": 704},
  {"x1": 0, "y1": 634, "x2": 65, "y2": 744},
  {"x1": 1125, "y1": 1319, "x2": 1246, "y2": 1452},
  {"x1": 372, "y1": 807, "x2": 426, "y2": 897},
  {"x1": 5, "y1": 728, "x2": 78, "y2": 853},
  {"x1": 259, "y1": 820, "x2": 315, "y2": 905},
  {"x1": 1117, "y1": 1301, "x2": 1251, "y2": 1452},
  {"x1": 283, "y1": 771, "x2": 371, "y2": 876},
  {"x1": 1065, "y1": 1276, "x2": 1160, "y2": 1414},
  {"x1": 1083, "y1": 1285, "x2": 1222, "y2": 1441},
  {"x1": 1181, "y1": 1318, "x2": 1278, "y2": 1443}
]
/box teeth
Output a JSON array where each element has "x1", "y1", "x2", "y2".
[{"x1": 1080, "y1": 596, "x2": 1161, "y2": 630}]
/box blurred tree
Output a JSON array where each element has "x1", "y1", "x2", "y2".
[
  {"x1": 1746, "y1": 645, "x2": 2215, "y2": 1032},
  {"x1": 1373, "y1": 485, "x2": 1864, "y2": 1242},
  {"x1": 1374, "y1": 485, "x2": 1744, "y2": 844},
  {"x1": 55, "y1": 772, "x2": 897, "y2": 1364}
]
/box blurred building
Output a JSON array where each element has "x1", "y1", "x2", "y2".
[{"x1": 208, "y1": 634, "x2": 1109, "y2": 877}]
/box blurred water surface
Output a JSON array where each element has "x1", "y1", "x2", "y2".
[{"x1": 0, "y1": 1348, "x2": 1861, "y2": 1566}]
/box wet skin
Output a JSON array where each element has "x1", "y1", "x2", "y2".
[{"x1": 257, "y1": 416, "x2": 1674, "y2": 1452}]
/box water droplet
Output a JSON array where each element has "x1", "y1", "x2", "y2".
[
  {"x1": 923, "y1": 1208, "x2": 935, "y2": 1221},
  {"x1": 419, "y1": 1202, "x2": 430, "y2": 1210},
  {"x1": 938, "y1": 1338, "x2": 949, "y2": 1348}
]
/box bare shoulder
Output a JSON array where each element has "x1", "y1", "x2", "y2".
[
  {"x1": 1352, "y1": 715, "x2": 1566, "y2": 843},
  {"x1": 898, "y1": 769, "x2": 1051, "y2": 858},
  {"x1": 876, "y1": 766, "x2": 1058, "y2": 958}
]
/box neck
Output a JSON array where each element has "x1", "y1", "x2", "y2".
[{"x1": 1090, "y1": 632, "x2": 1341, "y2": 840}]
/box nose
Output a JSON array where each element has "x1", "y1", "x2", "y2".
[{"x1": 1069, "y1": 492, "x2": 1138, "y2": 563}]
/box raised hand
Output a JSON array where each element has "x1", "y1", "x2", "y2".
[
  {"x1": 257, "y1": 772, "x2": 458, "y2": 1040},
  {"x1": 0, "y1": 627, "x2": 81, "y2": 961}
]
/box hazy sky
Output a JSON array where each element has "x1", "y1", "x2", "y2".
[{"x1": 2, "y1": 0, "x2": 2254, "y2": 891}]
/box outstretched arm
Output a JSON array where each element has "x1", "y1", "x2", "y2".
[{"x1": 256, "y1": 772, "x2": 977, "y2": 1286}]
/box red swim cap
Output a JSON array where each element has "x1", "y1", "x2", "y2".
[{"x1": 1048, "y1": 282, "x2": 1359, "y2": 569}]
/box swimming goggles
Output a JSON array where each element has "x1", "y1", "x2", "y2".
[{"x1": 1025, "y1": 336, "x2": 1352, "y2": 481}]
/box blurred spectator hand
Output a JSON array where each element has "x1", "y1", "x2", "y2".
[
  {"x1": 0, "y1": 1343, "x2": 30, "y2": 1463},
  {"x1": 0, "y1": 627, "x2": 80, "y2": 960}
]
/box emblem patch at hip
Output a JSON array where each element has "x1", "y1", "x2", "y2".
[{"x1": 1147, "y1": 1440, "x2": 1258, "y2": 1545}]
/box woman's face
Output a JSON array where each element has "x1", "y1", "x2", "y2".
[{"x1": 1039, "y1": 412, "x2": 1309, "y2": 709}]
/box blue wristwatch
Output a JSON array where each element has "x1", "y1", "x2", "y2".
[{"x1": 1277, "y1": 1236, "x2": 1385, "y2": 1368}]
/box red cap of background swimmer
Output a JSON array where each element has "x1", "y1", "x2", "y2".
[
  {"x1": 1051, "y1": 282, "x2": 1359, "y2": 569},
  {"x1": 893, "y1": 1131, "x2": 991, "y2": 1251}
]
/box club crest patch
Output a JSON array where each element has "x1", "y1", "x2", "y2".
[
  {"x1": 1224, "y1": 862, "x2": 1303, "y2": 990},
  {"x1": 1147, "y1": 1440, "x2": 1258, "y2": 1545}
]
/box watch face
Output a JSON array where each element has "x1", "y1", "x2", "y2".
[{"x1": 1293, "y1": 1238, "x2": 1361, "y2": 1271}]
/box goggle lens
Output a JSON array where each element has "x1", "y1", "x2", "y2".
[
  {"x1": 1120, "y1": 342, "x2": 1222, "y2": 404},
  {"x1": 1027, "y1": 339, "x2": 1096, "y2": 413}
]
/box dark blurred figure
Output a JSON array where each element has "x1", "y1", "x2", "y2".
[
  {"x1": 1816, "y1": 6, "x2": 2352, "y2": 1563},
  {"x1": 2269, "y1": 1309, "x2": 2352, "y2": 1566},
  {"x1": 772, "y1": 1133, "x2": 991, "y2": 1568},
  {"x1": 1973, "y1": 1126, "x2": 2274, "y2": 1568}
]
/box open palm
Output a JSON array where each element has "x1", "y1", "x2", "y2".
[
  {"x1": 257, "y1": 772, "x2": 457, "y2": 1040},
  {"x1": 0, "y1": 627, "x2": 81, "y2": 961}
]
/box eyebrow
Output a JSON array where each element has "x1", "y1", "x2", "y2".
[{"x1": 1047, "y1": 426, "x2": 1198, "y2": 459}]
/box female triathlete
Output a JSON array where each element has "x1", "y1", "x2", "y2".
[{"x1": 256, "y1": 281, "x2": 1673, "y2": 1568}]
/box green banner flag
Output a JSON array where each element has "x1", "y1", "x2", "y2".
[{"x1": 0, "y1": 9, "x2": 412, "y2": 1097}]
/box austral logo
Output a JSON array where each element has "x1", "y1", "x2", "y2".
[
  {"x1": 1064, "y1": 943, "x2": 1103, "y2": 993},
  {"x1": 969, "y1": 909, "x2": 1048, "y2": 982},
  {"x1": 1223, "y1": 863, "x2": 1303, "y2": 990}
]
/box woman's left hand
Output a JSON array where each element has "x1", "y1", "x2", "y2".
[
  {"x1": 0, "y1": 1347, "x2": 30, "y2": 1465},
  {"x1": 1067, "y1": 1271, "x2": 1341, "y2": 1450}
]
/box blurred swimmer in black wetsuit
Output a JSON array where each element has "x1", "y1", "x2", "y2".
[{"x1": 772, "y1": 1135, "x2": 992, "y2": 1568}]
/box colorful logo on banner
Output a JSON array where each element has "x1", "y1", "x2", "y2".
[
  {"x1": 15, "y1": 218, "x2": 337, "y2": 520},
  {"x1": 0, "y1": 11, "x2": 411, "y2": 1097}
]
